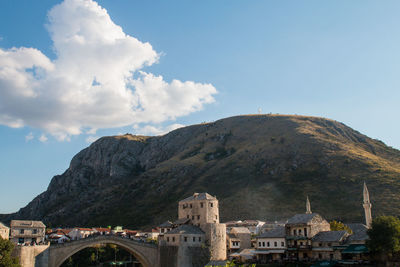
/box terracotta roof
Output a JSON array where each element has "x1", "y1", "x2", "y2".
[
  {"x1": 179, "y1": 192, "x2": 216, "y2": 202},
  {"x1": 94, "y1": 228, "x2": 111, "y2": 232},
  {"x1": 74, "y1": 228, "x2": 95, "y2": 231},
  {"x1": 166, "y1": 225, "x2": 205, "y2": 235},
  {"x1": 312, "y1": 231, "x2": 348, "y2": 242},
  {"x1": 10, "y1": 220, "x2": 45, "y2": 228},
  {"x1": 257, "y1": 226, "x2": 286, "y2": 238}
]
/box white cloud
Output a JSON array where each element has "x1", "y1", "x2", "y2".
[
  {"x1": 0, "y1": 0, "x2": 217, "y2": 141},
  {"x1": 25, "y1": 132, "x2": 34, "y2": 142},
  {"x1": 39, "y1": 134, "x2": 48, "y2": 142},
  {"x1": 133, "y1": 123, "x2": 185, "y2": 136}
]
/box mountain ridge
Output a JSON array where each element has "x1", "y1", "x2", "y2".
[{"x1": 1, "y1": 114, "x2": 400, "y2": 228}]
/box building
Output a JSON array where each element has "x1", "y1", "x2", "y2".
[
  {"x1": 178, "y1": 192, "x2": 227, "y2": 261},
  {"x1": 255, "y1": 226, "x2": 286, "y2": 263},
  {"x1": 225, "y1": 220, "x2": 265, "y2": 235},
  {"x1": 311, "y1": 230, "x2": 349, "y2": 261},
  {"x1": 260, "y1": 220, "x2": 287, "y2": 233},
  {"x1": 285, "y1": 198, "x2": 330, "y2": 261},
  {"x1": 0, "y1": 222, "x2": 10, "y2": 240},
  {"x1": 68, "y1": 228, "x2": 95, "y2": 240},
  {"x1": 226, "y1": 227, "x2": 252, "y2": 254},
  {"x1": 163, "y1": 224, "x2": 205, "y2": 247},
  {"x1": 93, "y1": 227, "x2": 111, "y2": 235},
  {"x1": 158, "y1": 221, "x2": 173, "y2": 234},
  {"x1": 10, "y1": 220, "x2": 46, "y2": 244}
]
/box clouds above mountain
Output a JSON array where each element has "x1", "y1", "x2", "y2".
[{"x1": 0, "y1": 0, "x2": 217, "y2": 141}]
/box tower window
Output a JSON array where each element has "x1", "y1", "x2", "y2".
[
  {"x1": 210, "y1": 202, "x2": 213, "y2": 207},
  {"x1": 197, "y1": 215, "x2": 200, "y2": 220},
  {"x1": 200, "y1": 202, "x2": 204, "y2": 208},
  {"x1": 193, "y1": 237, "x2": 196, "y2": 242}
]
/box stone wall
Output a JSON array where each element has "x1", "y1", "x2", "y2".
[
  {"x1": 159, "y1": 245, "x2": 178, "y2": 267},
  {"x1": 11, "y1": 244, "x2": 49, "y2": 267},
  {"x1": 204, "y1": 223, "x2": 226, "y2": 260}
]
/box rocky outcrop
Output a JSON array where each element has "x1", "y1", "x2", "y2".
[{"x1": 2, "y1": 115, "x2": 400, "y2": 228}]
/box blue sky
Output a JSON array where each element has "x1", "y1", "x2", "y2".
[{"x1": 1, "y1": 0, "x2": 400, "y2": 213}]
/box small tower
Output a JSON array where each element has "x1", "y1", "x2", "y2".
[
  {"x1": 306, "y1": 196, "x2": 312, "y2": 214},
  {"x1": 363, "y1": 182, "x2": 372, "y2": 228}
]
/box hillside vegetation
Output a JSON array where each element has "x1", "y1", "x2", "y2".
[{"x1": 2, "y1": 115, "x2": 400, "y2": 228}]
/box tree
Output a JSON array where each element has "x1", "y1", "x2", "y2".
[
  {"x1": 330, "y1": 220, "x2": 353, "y2": 234},
  {"x1": 367, "y1": 216, "x2": 400, "y2": 262},
  {"x1": 0, "y1": 237, "x2": 21, "y2": 267}
]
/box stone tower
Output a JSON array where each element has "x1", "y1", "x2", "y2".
[
  {"x1": 178, "y1": 193, "x2": 226, "y2": 261},
  {"x1": 363, "y1": 182, "x2": 372, "y2": 228},
  {"x1": 306, "y1": 196, "x2": 312, "y2": 214}
]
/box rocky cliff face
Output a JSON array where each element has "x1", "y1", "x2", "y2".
[{"x1": 2, "y1": 115, "x2": 400, "y2": 228}]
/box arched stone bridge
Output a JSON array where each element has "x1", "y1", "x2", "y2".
[{"x1": 35, "y1": 235, "x2": 159, "y2": 267}]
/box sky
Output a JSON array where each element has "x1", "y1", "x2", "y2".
[{"x1": 1, "y1": 0, "x2": 400, "y2": 213}]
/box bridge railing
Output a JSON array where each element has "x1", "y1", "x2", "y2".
[{"x1": 50, "y1": 234, "x2": 157, "y2": 249}]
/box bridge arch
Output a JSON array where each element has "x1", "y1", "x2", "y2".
[{"x1": 48, "y1": 235, "x2": 158, "y2": 267}]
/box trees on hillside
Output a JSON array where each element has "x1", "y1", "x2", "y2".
[
  {"x1": 367, "y1": 216, "x2": 400, "y2": 262},
  {"x1": 0, "y1": 237, "x2": 20, "y2": 267}
]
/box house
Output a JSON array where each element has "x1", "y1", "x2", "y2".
[
  {"x1": 10, "y1": 220, "x2": 46, "y2": 244},
  {"x1": 260, "y1": 220, "x2": 287, "y2": 233},
  {"x1": 255, "y1": 226, "x2": 286, "y2": 263},
  {"x1": 163, "y1": 224, "x2": 205, "y2": 247},
  {"x1": 0, "y1": 222, "x2": 10, "y2": 240},
  {"x1": 311, "y1": 231, "x2": 349, "y2": 261},
  {"x1": 68, "y1": 228, "x2": 95, "y2": 240},
  {"x1": 341, "y1": 223, "x2": 369, "y2": 262},
  {"x1": 225, "y1": 220, "x2": 265, "y2": 235},
  {"x1": 285, "y1": 197, "x2": 331, "y2": 262},
  {"x1": 47, "y1": 229, "x2": 71, "y2": 244},
  {"x1": 158, "y1": 221, "x2": 173, "y2": 234},
  {"x1": 227, "y1": 227, "x2": 252, "y2": 254},
  {"x1": 93, "y1": 227, "x2": 111, "y2": 235}
]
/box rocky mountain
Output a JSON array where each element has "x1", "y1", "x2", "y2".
[{"x1": 2, "y1": 115, "x2": 400, "y2": 228}]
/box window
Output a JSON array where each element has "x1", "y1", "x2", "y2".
[
  {"x1": 262, "y1": 242, "x2": 265, "y2": 247},
  {"x1": 18, "y1": 238, "x2": 24, "y2": 244},
  {"x1": 300, "y1": 241, "x2": 303, "y2": 246},
  {"x1": 319, "y1": 243, "x2": 322, "y2": 247},
  {"x1": 258, "y1": 242, "x2": 261, "y2": 247},
  {"x1": 293, "y1": 229, "x2": 297, "y2": 235},
  {"x1": 190, "y1": 204, "x2": 192, "y2": 208},
  {"x1": 33, "y1": 229, "x2": 37, "y2": 234},
  {"x1": 172, "y1": 237, "x2": 175, "y2": 242},
  {"x1": 328, "y1": 243, "x2": 332, "y2": 247},
  {"x1": 200, "y1": 202, "x2": 204, "y2": 208},
  {"x1": 299, "y1": 229, "x2": 302, "y2": 235},
  {"x1": 267, "y1": 242, "x2": 270, "y2": 247},
  {"x1": 184, "y1": 236, "x2": 187, "y2": 242},
  {"x1": 215, "y1": 215, "x2": 218, "y2": 220},
  {"x1": 187, "y1": 215, "x2": 189, "y2": 219},
  {"x1": 193, "y1": 237, "x2": 196, "y2": 242},
  {"x1": 198, "y1": 237, "x2": 201, "y2": 242},
  {"x1": 304, "y1": 228, "x2": 307, "y2": 237},
  {"x1": 197, "y1": 215, "x2": 200, "y2": 220},
  {"x1": 161, "y1": 229, "x2": 164, "y2": 233},
  {"x1": 281, "y1": 241, "x2": 285, "y2": 247},
  {"x1": 210, "y1": 202, "x2": 213, "y2": 207},
  {"x1": 192, "y1": 215, "x2": 195, "y2": 220},
  {"x1": 274, "y1": 241, "x2": 277, "y2": 247},
  {"x1": 318, "y1": 253, "x2": 322, "y2": 259},
  {"x1": 167, "y1": 237, "x2": 170, "y2": 242},
  {"x1": 20, "y1": 229, "x2": 24, "y2": 234}
]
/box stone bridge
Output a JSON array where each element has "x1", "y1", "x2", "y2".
[{"x1": 34, "y1": 235, "x2": 159, "y2": 267}]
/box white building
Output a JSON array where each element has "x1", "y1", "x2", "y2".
[
  {"x1": 68, "y1": 228, "x2": 95, "y2": 240},
  {"x1": 163, "y1": 225, "x2": 205, "y2": 247}
]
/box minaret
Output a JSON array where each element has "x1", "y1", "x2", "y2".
[
  {"x1": 363, "y1": 182, "x2": 372, "y2": 228},
  {"x1": 306, "y1": 196, "x2": 312, "y2": 214}
]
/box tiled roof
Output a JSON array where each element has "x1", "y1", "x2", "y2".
[
  {"x1": 227, "y1": 233, "x2": 240, "y2": 240},
  {"x1": 159, "y1": 221, "x2": 173, "y2": 228},
  {"x1": 286, "y1": 213, "x2": 320, "y2": 224},
  {"x1": 179, "y1": 193, "x2": 216, "y2": 202},
  {"x1": 257, "y1": 226, "x2": 286, "y2": 238},
  {"x1": 312, "y1": 231, "x2": 348, "y2": 242},
  {"x1": 173, "y1": 218, "x2": 191, "y2": 225},
  {"x1": 166, "y1": 225, "x2": 205, "y2": 235},
  {"x1": 75, "y1": 228, "x2": 95, "y2": 231},
  {"x1": 94, "y1": 228, "x2": 111, "y2": 232},
  {"x1": 231, "y1": 227, "x2": 251, "y2": 234},
  {"x1": 346, "y1": 223, "x2": 369, "y2": 242},
  {"x1": 10, "y1": 220, "x2": 45, "y2": 228}
]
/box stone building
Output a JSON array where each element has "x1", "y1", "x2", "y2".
[
  {"x1": 285, "y1": 198, "x2": 330, "y2": 261},
  {"x1": 0, "y1": 222, "x2": 10, "y2": 240},
  {"x1": 226, "y1": 227, "x2": 251, "y2": 254},
  {"x1": 10, "y1": 220, "x2": 46, "y2": 244},
  {"x1": 311, "y1": 230, "x2": 349, "y2": 261},
  {"x1": 255, "y1": 226, "x2": 286, "y2": 263},
  {"x1": 178, "y1": 192, "x2": 227, "y2": 261},
  {"x1": 163, "y1": 225, "x2": 205, "y2": 247}
]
